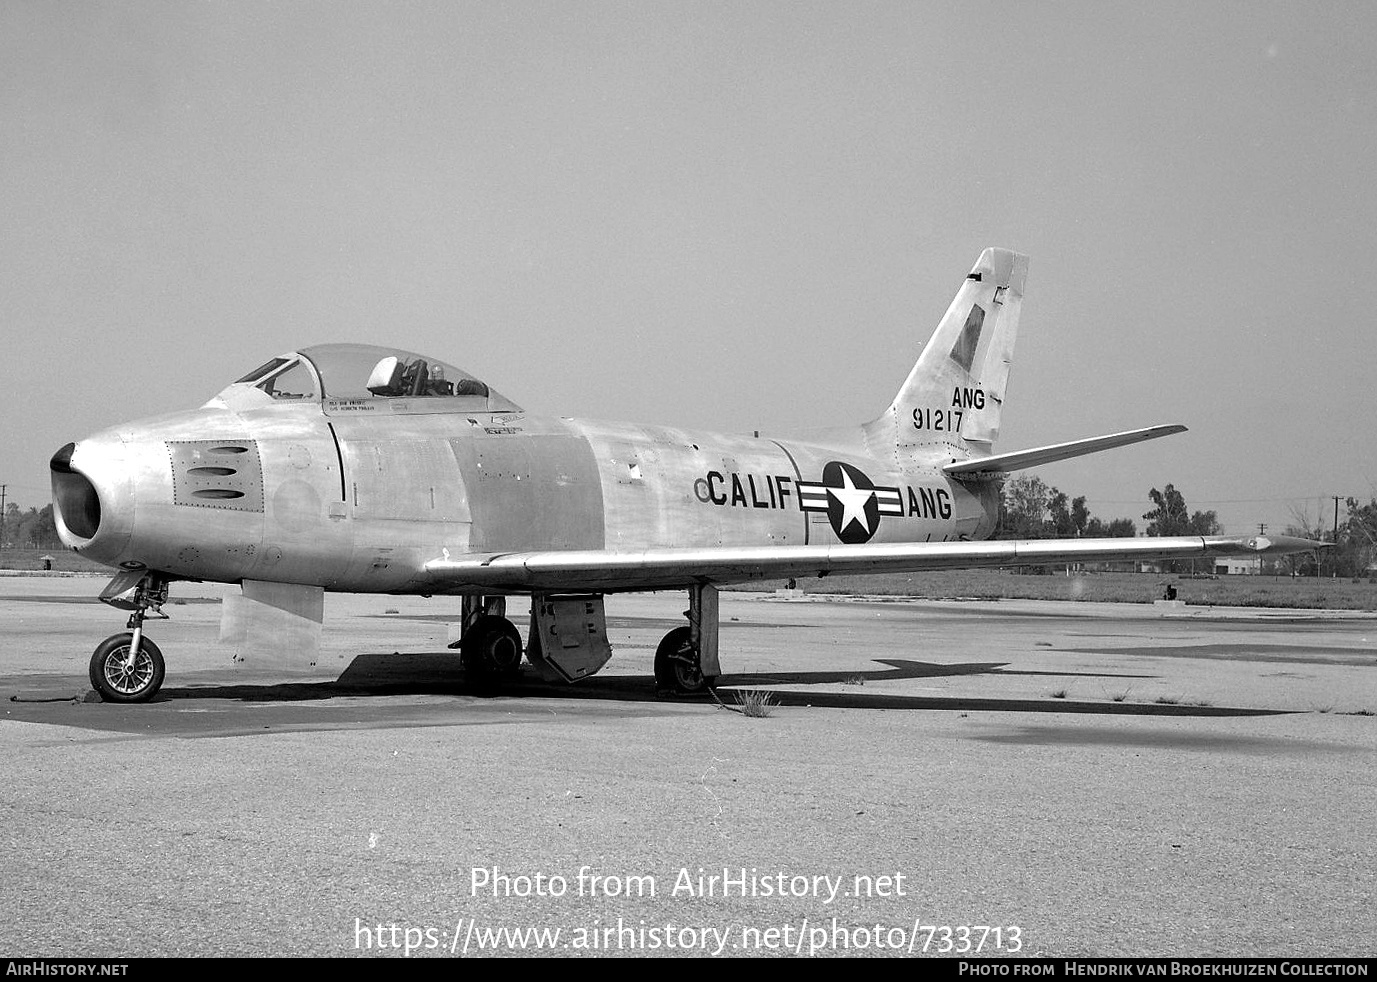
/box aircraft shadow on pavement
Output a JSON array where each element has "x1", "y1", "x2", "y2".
[{"x1": 159, "y1": 653, "x2": 1284, "y2": 717}]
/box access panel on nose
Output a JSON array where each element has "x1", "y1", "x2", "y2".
[{"x1": 348, "y1": 439, "x2": 472, "y2": 523}]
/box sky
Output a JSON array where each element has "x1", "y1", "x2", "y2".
[{"x1": 3, "y1": 1, "x2": 1374, "y2": 537}]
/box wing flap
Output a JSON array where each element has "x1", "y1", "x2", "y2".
[{"x1": 422, "y1": 534, "x2": 1322, "y2": 593}]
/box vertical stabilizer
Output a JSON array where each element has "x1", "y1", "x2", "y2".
[{"x1": 867, "y1": 248, "x2": 1027, "y2": 461}]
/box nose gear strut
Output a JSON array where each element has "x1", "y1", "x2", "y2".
[{"x1": 90, "y1": 571, "x2": 170, "y2": 703}]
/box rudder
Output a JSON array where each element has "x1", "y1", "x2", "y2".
[{"x1": 868, "y1": 248, "x2": 1027, "y2": 459}]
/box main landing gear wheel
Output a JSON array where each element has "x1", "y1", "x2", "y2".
[
  {"x1": 461, "y1": 615, "x2": 524, "y2": 680},
  {"x1": 89, "y1": 633, "x2": 165, "y2": 703},
  {"x1": 654, "y1": 626, "x2": 717, "y2": 695}
]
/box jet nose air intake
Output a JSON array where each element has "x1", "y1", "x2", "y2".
[
  {"x1": 50, "y1": 441, "x2": 102, "y2": 542},
  {"x1": 50, "y1": 434, "x2": 136, "y2": 565}
]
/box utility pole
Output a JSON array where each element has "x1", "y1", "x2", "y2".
[
  {"x1": 0, "y1": 484, "x2": 7, "y2": 552},
  {"x1": 1257, "y1": 523, "x2": 1267, "y2": 577},
  {"x1": 1332, "y1": 495, "x2": 1344, "y2": 579}
]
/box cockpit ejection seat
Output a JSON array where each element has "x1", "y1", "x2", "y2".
[{"x1": 366, "y1": 356, "x2": 407, "y2": 396}]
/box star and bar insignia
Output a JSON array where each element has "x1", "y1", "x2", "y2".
[{"x1": 797, "y1": 461, "x2": 903, "y2": 544}]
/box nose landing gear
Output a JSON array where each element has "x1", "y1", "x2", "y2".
[
  {"x1": 90, "y1": 572, "x2": 170, "y2": 703},
  {"x1": 90, "y1": 632, "x2": 165, "y2": 703}
]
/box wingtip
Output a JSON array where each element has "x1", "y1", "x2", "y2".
[{"x1": 1208, "y1": 534, "x2": 1332, "y2": 554}]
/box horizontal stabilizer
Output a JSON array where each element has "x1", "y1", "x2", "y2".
[
  {"x1": 422, "y1": 534, "x2": 1325, "y2": 594},
  {"x1": 942, "y1": 424, "x2": 1187, "y2": 478}
]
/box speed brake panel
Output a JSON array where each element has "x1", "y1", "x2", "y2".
[{"x1": 526, "y1": 594, "x2": 612, "y2": 683}]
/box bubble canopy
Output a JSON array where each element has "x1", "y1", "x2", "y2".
[{"x1": 225, "y1": 343, "x2": 520, "y2": 412}]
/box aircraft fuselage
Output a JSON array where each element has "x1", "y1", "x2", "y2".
[{"x1": 56, "y1": 398, "x2": 997, "y2": 594}]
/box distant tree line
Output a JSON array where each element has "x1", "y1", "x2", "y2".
[
  {"x1": 998, "y1": 474, "x2": 1142, "y2": 540},
  {"x1": 1, "y1": 503, "x2": 61, "y2": 550},
  {"x1": 1000, "y1": 476, "x2": 1374, "y2": 578},
  {"x1": 998, "y1": 476, "x2": 1224, "y2": 573},
  {"x1": 1286, "y1": 497, "x2": 1377, "y2": 578}
]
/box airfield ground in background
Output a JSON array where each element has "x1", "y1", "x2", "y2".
[{"x1": 2, "y1": 576, "x2": 1374, "y2": 957}]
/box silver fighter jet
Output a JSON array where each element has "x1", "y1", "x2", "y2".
[{"x1": 51, "y1": 249, "x2": 1320, "y2": 702}]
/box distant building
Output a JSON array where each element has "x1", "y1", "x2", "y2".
[{"x1": 1214, "y1": 558, "x2": 1258, "y2": 576}]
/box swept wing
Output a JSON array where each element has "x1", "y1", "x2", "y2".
[{"x1": 423, "y1": 534, "x2": 1322, "y2": 593}]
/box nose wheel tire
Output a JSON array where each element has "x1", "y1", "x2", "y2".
[
  {"x1": 654, "y1": 626, "x2": 717, "y2": 694},
  {"x1": 89, "y1": 633, "x2": 165, "y2": 703},
  {"x1": 460, "y1": 615, "x2": 524, "y2": 680}
]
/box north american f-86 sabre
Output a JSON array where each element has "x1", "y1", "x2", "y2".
[{"x1": 50, "y1": 248, "x2": 1318, "y2": 702}]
